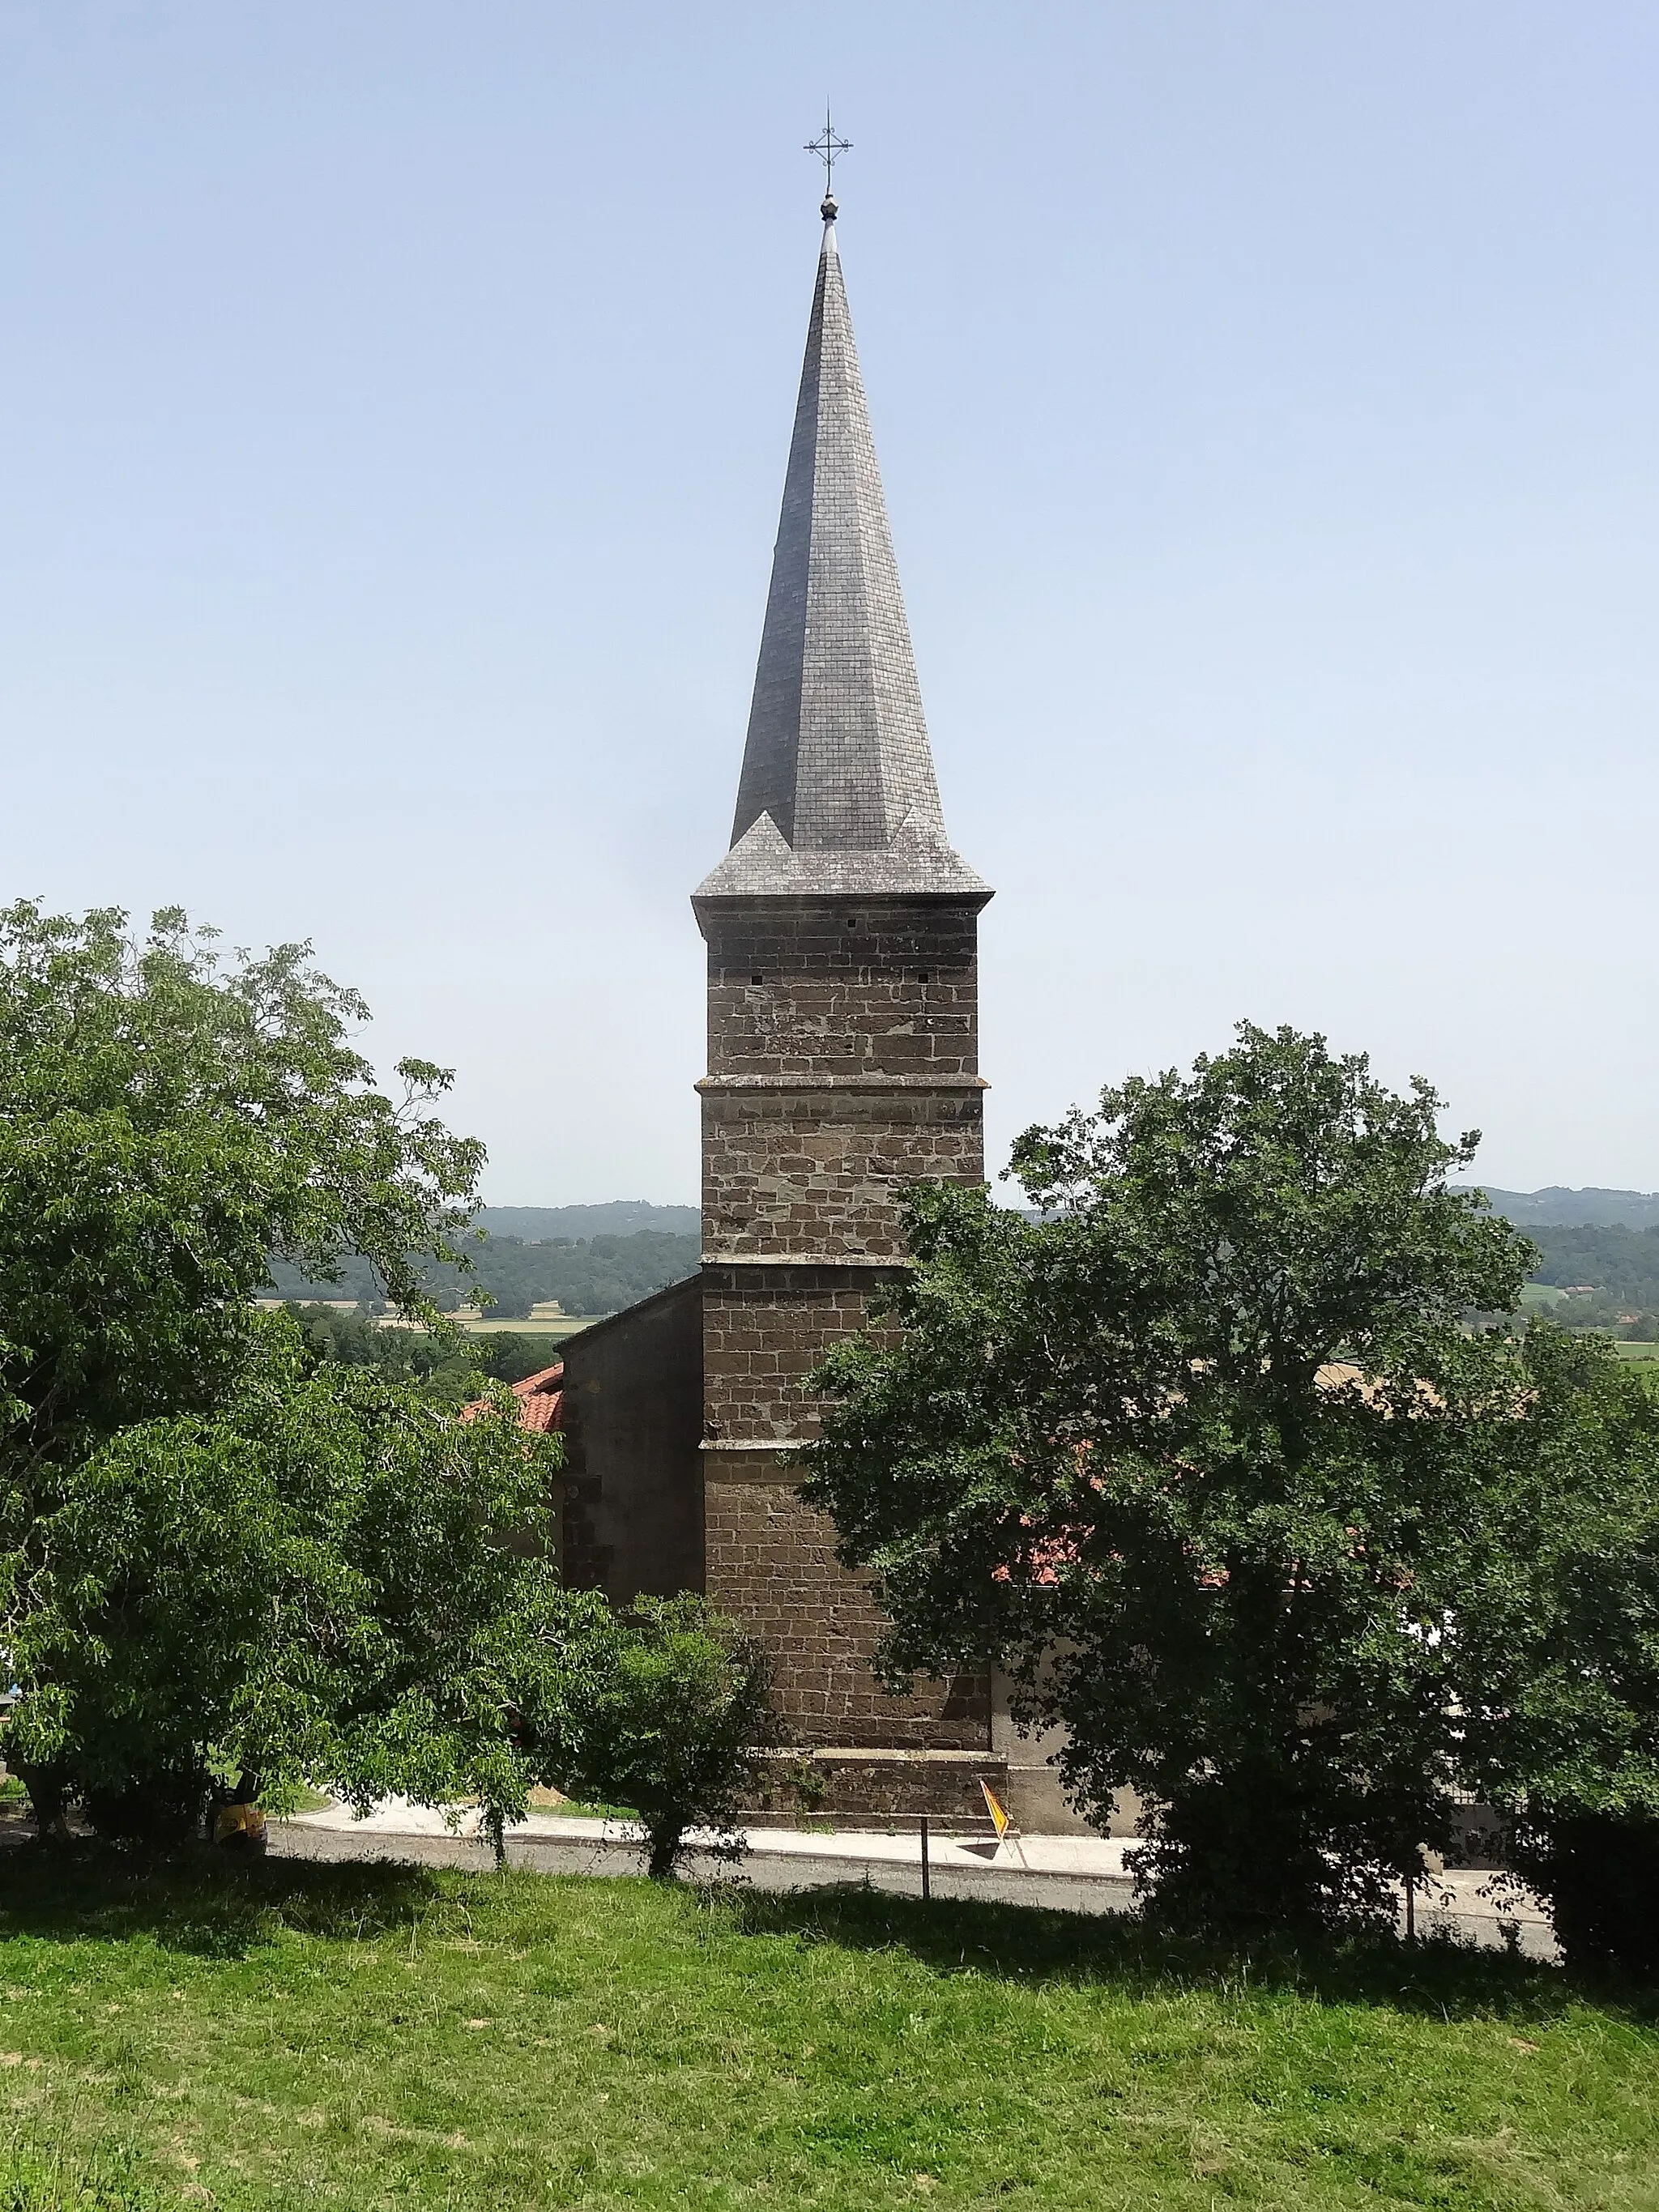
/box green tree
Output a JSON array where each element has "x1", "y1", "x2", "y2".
[
  {"x1": 805, "y1": 1024, "x2": 1533, "y2": 1934},
  {"x1": 5, "y1": 1314, "x2": 600, "y2": 1848},
  {"x1": 0, "y1": 903, "x2": 482, "y2": 1465},
  {"x1": 1445, "y1": 1327, "x2": 1659, "y2": 1975},
  {"x1": 555, "y1": 1596, "x2": 778, "y2": 1878},
  {"x1": 0, "y1": 903, "x2": 776, "y2": 1856},
  {"x1": 284, "y1": 1305, "x2": 560, "y2": 1402},
  {"x1": 0, "y1": 902, "x2": 487, "y2": 1831},
  {"x1": 468, "y1": 1333, "x2": 569, "y2": 1387}
]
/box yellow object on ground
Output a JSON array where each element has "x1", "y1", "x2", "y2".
[
  {"x1": 979, "y1": 1779, "x2": 1013, "y2": 1839},
  {"x1": 212, "y1": 1802, "x2": 268, "y2": 1852}
]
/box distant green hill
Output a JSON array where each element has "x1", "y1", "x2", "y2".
[
  {"x1": 1449, "y1": 1189, "x2": 1659, "y2": 1327},
  {"x1": 270, "y1": 1191, "x2": 1659, "y2": 1321},
  {"x1": 1517, "y1": 1223, "x2": 1659, "y2": 1302},
  {"x1": 1469, "y1": 1186, "x2": 1659, "y2": 1230},
  {"x1": 267, "y1": 1225, "x2": 700, "y2": 1319},
  {"x1": 473, "y1": 1203, "x2": 698, "y2": 1241}
]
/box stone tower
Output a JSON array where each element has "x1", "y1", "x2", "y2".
[{"x1": 692, "y1": 195, "x2": 994, "y2": 1788}]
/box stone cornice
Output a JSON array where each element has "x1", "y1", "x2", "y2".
[
  {"x1": 701, "y1": 1251, "x2": 914, "y2": 1268},
  {"x1": 700, "y1": 1438, "x2": 804, "y2": 1484},
  {"x1": 697, "y1": 1073, "x2": 987, "y2": 1094}
]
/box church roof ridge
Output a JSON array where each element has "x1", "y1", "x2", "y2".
[{"x1": 697, "y1": 198, "x2": 987, "y2": 906}]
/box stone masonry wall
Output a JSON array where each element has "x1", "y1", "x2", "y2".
[
  {"x1": 704, "y1": 898, "x2": 980, "y2": 1080},
  {"x1": 700, "y1": 1261, "x2": 879, "y2": 1445},
  {"x1": 557, "y1": 1276, "x2": 704, "y2": 1604},
  {"x1": 698, "y1": 895, "x2": 986, "y2": 1260},
  {"x1": 700, "y1": 1084, "x2": 983, "y2": 1259},
  {"x1": 703, "y1": 1473, "x2": 989, "y2": 1750},
  {"x1": 694, "y1": 892, "x2": 988, "y2": 1769}
]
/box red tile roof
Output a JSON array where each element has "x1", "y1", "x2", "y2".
[{"x1": 461, "y1": 1362, "x2": 564, "y2": 1434}]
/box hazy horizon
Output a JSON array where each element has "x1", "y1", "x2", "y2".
[{"x1": 472, "y1": 1184, "x2": 1659, "y2": 1214}]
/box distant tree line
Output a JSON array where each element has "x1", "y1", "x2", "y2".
[
  {"x1": 475, "y1": 1203, "x2": 698, "y2": 1242},
  {"x1": 1522, "y1": 1223, "x2": 1659, "y2": 1309},
  {"x1": 285, "y1": 1306, "x2": 561, "y2": 1406},
  {"x1": 266, "y1": 1230, "x2": 701, "y2": 1319},
  {"x1": 1541, "y1": 1293, "x2": 1659, "y2": 1340}
]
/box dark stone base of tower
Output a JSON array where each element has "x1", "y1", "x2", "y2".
[
  {"x1": 553, "y1": 1277, "x2": 703, "y2": 1600},
  {"x1": 557, "y1": 1275, "x2": 1010, "y2": 1822}
]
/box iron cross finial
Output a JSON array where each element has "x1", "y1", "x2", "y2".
[{"x1": 804, "y1": 105, "x2": 851, "y2": 217}]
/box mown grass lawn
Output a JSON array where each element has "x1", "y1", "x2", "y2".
[{"x1": 0, "y1": 1852, "x2": 1654, "y2": 2210}]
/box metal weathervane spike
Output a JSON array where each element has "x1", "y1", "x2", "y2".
[{"x1": 804, "y1": 104, "x2": 851, "y2": 218}]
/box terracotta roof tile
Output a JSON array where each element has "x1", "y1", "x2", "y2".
[{"x1": 460, "y1": 1362, "x2": 564, "y2": 1434}]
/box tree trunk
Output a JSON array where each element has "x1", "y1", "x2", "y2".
[
  {"x1": 646, "y1": 1826, "x2": 684, "y2": 1881},
  {"x1": 16, "y1": 1763, "x2": 70, "y2": 1844}
]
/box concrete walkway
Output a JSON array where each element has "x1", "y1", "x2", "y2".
[{"x1": 274, "y1": 1799, "x2": 1557, "y2": 1958}]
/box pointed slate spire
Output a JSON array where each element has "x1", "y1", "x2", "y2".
[{"x1": 697, "y1": 200, "x2": 987, "y2": 902}]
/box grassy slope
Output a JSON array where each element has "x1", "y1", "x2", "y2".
[{"x1": 0, "y1": 1858, "x2": 1656, "y2": 2210}]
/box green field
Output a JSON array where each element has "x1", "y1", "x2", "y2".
[
  {"x1": 450, "y1": 1314, "x2": 594, "y2": 1339},
  {"x1": 0, "y1": 1853, "x2": 1655, "y2": 2210},
  {"x1": 254, "y1": 1305, "x2": 595, "y2": 1340}
]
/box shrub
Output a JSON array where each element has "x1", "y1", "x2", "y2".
[
  {"x1": 1506, "y1": 1811, "x2": 1659, "y2": 1980},
  {"x1": 556, "y1": 1596, "x2": 778, "y2": 1878}
]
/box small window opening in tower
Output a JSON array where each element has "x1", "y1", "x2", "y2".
[
  {"x1": 751, "y1": 974, "x2": 763, "y2": 985},
  {"x1": 845, "y1": 916, "x2": 858, "y2": 931},
  {"x1": 918, "y1": 971, "x2": 931, "y2": 983}
]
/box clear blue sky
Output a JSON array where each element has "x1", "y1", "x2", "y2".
[{"x1": 4, "y1": 2, "x2": 1657, "y2": 1202}]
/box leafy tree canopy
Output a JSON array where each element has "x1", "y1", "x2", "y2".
[
  {"x1": 5, "y1": 1316, "x2": 776, "y2": 1867},
  {"x1": 0, "y1": 904, "x2": 510, "y2": 1835},
  {"x1": 1452, "y1": 1327, "x2": 1659, "y2": 1825},
  {"x1": 0, "y1": 904, "x2": 777, "y2": 1862},
  {"x1": 4, "y1": 1313, "x2": 593, "y2": 1844},
  {"x1": 1438, "y1": 1327, "x2": 1659, "y2": 1974},
  {"x1": 0, "y1": 901, "x2": 483, "y2": 1494},
  {"x1": 805, "y1": 1023, "x2": 1539, "y2": 1933},
  {"x1": 552, "y1": 1595, "x2": 778, "y2": 1878}
]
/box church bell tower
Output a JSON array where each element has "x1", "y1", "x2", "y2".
[{"x1": 692, "y1": 187, "x2": 994, "y2": 1770}]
